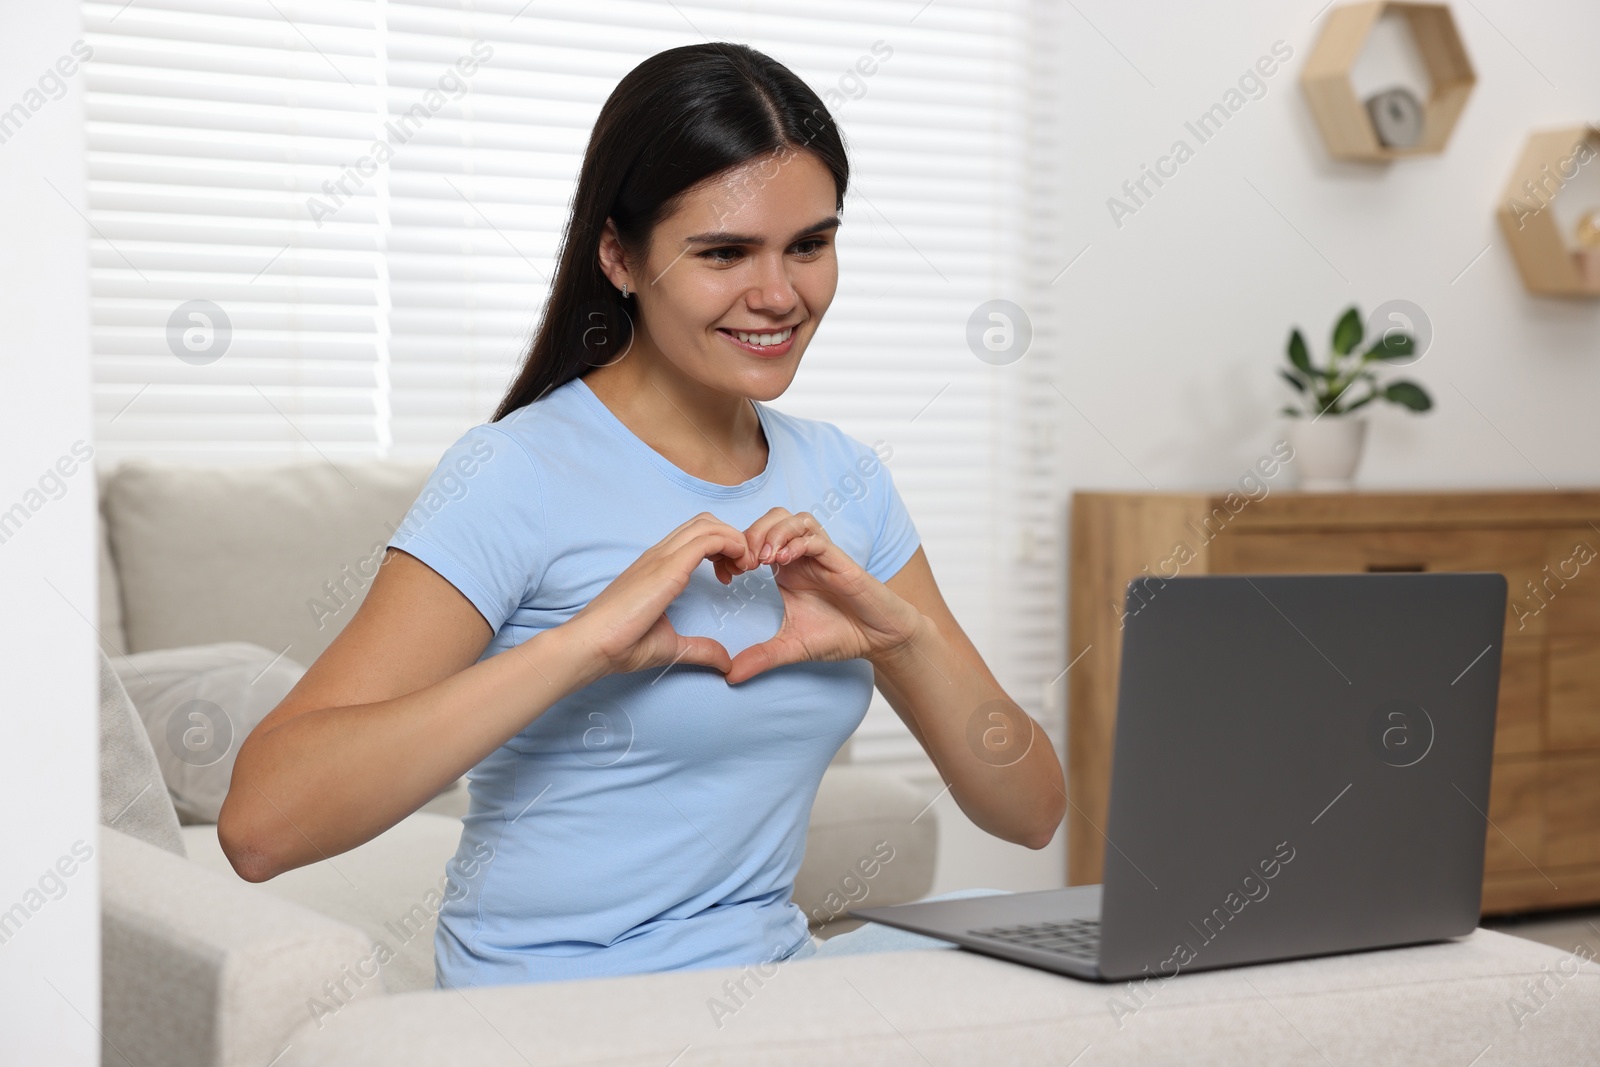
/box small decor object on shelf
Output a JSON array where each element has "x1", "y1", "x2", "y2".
[
  {"x1": 1576, "y1": 209, "x2": 1600, "y2": 289},
  {"x1": 1496, "y1": 126, "x2": 1600, "y2": 297},
  {"x1": 1300, "y1": 2, "x2": 1476, "y2": 162},
  {"x1": 1278, "y1": 305, "x2": 1433, "y2": 490},
  {"x1": 1365, "y1": 86, "x2": 1424, "y2": 148},
  {"x1": 1577, "y1": 211, "x2": 1600, "y2": 245}
]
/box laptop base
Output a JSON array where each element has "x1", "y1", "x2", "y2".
[{"x1": 851, "y1": 885, "x2": 1105, "y2": 980}]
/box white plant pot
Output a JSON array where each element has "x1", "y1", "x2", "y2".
[{"x1": 1287, "y1": 417, "x2": 1367, "y2": 491}]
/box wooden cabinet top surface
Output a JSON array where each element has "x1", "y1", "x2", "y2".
[{"x1": 1072, "y1": 489, "x2": 1600, "y2": 531}]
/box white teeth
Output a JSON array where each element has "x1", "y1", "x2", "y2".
[{"x1": 732, "y1": 327, "x2": 793, "y2": 346}]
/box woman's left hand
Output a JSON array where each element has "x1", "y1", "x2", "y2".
[{"x1": 721, "y1": 507, "x2": 927, "y2": 685}]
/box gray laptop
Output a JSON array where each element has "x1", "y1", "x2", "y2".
[{"x1": 850, "y1": 572, "x2": 1506, "y2": 981}]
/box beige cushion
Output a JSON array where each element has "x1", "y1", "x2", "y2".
[
  {"x1": 112, "y1": 642, "x2": 308, "y2": 825},
  {"x1": 98, "y1": 649, "x2": 184, "y2": 857},
  {"x1": 278, "y1": 928, "x2": 1600, "y2": 1066},
  {"x1": 101, "y1": 459, "x2": 431, "y2": 664},
  {"x1": 183, "y1": 812, "x2": 465, "y2": 995},
  {"x1": 793, "y1": 765, "x2": 937, "y2": 935}
]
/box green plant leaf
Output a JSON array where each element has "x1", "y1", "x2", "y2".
[
  {"x1": 1364, "y1": 333, "x2": 1415, "y2": 361},
  {"x1": 1279, "y1": 369, "x2": 1306, "y2": 393},
  {"x1": 1383, "y1": 380, "x2": 1433, "y2": 411},
  {"x1": 1287, "y1": 329, "x2": 1312, "y2": 375},
  {"x1": 1332, "y1": 306, "x2": 1363, "y2": 356},
  {"x1": 1321, "y1": 371, "x2": 1362, "y2": 410},
  {"x1": 1343, "y1": 390, "x2": 1379, "y2": 413},
  {"x1": 1279, "y1": 406, "x2": 1302, "y2": 417}
]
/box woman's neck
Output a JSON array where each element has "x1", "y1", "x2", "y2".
[{"x1": 582, "y1": 349, "x2": 767, "y2": 487}]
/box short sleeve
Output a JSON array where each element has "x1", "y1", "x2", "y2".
[
  {"x1": 386, "y1": 424, "x2": 548, "y2": 633},
  {"x1": 855, "y1": 438, "x2": 921, "y2": 583}
]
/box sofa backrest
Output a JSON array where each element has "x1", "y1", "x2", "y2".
[{"x1": 99, "y1": 460, "x2": 433, "y2": 667}]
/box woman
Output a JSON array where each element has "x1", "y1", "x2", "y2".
[{"x1": 219, "y1": 42, "x2": 1064, "y2": 989}]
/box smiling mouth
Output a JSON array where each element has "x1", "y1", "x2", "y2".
[{"x1": 718, "y1": 325, "x2": 795, "y2": 347}]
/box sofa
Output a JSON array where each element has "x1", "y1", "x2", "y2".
[
  {"x1": 94, "y1": 457, "x2": 1600, "y2": 1065},
  {"x1": 93, "y1": 457, "x2": 939, "y2": 1052}
]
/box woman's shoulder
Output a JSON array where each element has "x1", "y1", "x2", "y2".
[
  {"x1": 470, "y1": 378, "x2": 591, "y2": 459},
  {"x1": 758, "y1": 401, "x2": 887, "y2": 469},
  {"x1": 405, "y1": 385, "x2": 587, "y2": 519}
]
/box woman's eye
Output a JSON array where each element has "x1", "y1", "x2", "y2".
[{"x1": 696, "y1": 239, "x2": 828, "y2": 265}]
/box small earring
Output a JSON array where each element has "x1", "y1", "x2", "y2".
[{"x1": 621, "y1": 282, "x2": 629, "y2": 298}]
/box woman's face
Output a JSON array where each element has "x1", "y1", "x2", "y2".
[{"x1": 617, "y1": 148, "x2": 840, "y2": 401}]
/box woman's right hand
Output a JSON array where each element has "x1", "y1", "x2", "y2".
[{"x1": 562, "y1": 512, "x2": 760, "y2": 681}]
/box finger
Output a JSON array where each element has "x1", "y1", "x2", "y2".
[
  {"x1": 724, "y1": 633, "x2": 804, "y2": 685},
  {"x1": 710, "y1": 551, "x2": 751, "y2": 585},
  {"x1": 668, "y1": 510, "x2": 731, "y2": 539},
  {"x1": 671, "y1": 633, "x2": 733, "y2": 676},
  {"x1": 751, "y1": 512, "x2": 809, "y2": 564},
  {"x1": 767, "y1": 514, "x2": 832, "y2": 566},
  {"x1": 633, "y1": 616, "x2": 733, "y2": 676},
  {"x1": 706, "y1": 524, "x2": 759, "y2": 574},
  {"x1": 774, "y1": 529, "x2": 822, "y2": 566},
  {"x1": 677, "y1": 530, "x2": 757, "y2": 579},
  {"x1": 654, "y1": 512, "x2": 716, "y2": 554},
  {"x1": 742, "y1": 508, "x2": 795, "y2": 565},
  {"x1": 665, "y1": 513, "x2": 756, "y2": 571},
  {"x1": 665, "y1": 515, "x2": 739, "y2": 549}
]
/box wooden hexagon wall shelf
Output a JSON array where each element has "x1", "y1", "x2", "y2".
[
  {"x1": 1301, "y1": 1, "x2": 1476, "y2": 161},
  {"x1": 1496, "y1": 126, "x2": 1600, "y2": 298}
]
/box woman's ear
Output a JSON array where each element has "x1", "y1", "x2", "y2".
[{"x1": 597, "y1": 219, "x2": 633, "y2": 294}]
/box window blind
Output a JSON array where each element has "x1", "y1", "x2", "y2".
[
  {"x1": 83, "y1": 0, "x2": 1063, "y2": 771},
  {"x1": 84, "y1": 0, "x2": 389, "y2": 459}
]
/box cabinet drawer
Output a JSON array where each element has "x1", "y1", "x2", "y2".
[
  {"x1": 1496, "y1": 635, "x2": 1544, "y2": 756},
  {"x1": 1212, "y1": 528, "x2": 1548, "y2": 634},
  {"x1": 1548, "y1": 634, "x2": 1600, "y2": 750},
  {"x1": 1544, "y1": 754, "x2": 1600, "y2": 867},
  {"x1": 1537, "y1": 529, "x2": 1600, "y2": 634},
  {"x1": 1484, "y1": 758, "x2": 1543, "y2": 874}
]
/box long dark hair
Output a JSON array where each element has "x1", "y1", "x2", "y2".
[{"x1": 491, "y1": 42, "x2": 849, "y2": 422}]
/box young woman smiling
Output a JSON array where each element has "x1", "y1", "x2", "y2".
[{"x1": 219, "y1": 42, "x2": 1064, "y2": 989}]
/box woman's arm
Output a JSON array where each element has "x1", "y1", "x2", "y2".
[
  {"x1": 218, "y1": 548, "x2": 601, "y2": 882},
  {"x1": 720, "y1": 509, "x2": 1066, "y2": 850},
  {"x1": 870, "y1": 548, "x2": 1067, "y2": 850},
  {"x1": 220, "y1": 514, "x2": 757, "y2": 883}
]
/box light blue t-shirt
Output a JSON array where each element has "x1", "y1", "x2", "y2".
[{"x1": 386, "y1": 374, "x2": 921, "y2": 989}]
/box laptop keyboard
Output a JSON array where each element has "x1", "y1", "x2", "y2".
[{"x1": 968, "y1": 918, "x2": 1101, "y2": 959}]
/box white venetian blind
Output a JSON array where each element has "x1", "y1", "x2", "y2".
[
  {"x1": 84, "y1": 0, "x2": 390, "y2": 462},
  {"x1": 83, "y1": 0, "x2": 1062, "y2": 772}
]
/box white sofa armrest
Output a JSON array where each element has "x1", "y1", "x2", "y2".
[
  {"x1": 276, "y1": 928, "x2": 1600, "y2": 1067},
  {"x1": 101, "y1": 826, "x2": 383, "y2": 1067}
]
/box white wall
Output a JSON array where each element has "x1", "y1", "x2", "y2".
[
  {"x1": 930, "y1": 0, "x2": 1600, "y2": 897},
  {"x1": 1049, "y1": 0, "x2": 1600, "y2": 496},
  {"x1": 0, "y1": 5, "x2": 98, "y2": 1065}
]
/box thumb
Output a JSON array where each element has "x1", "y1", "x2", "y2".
[
  {"x1": 668, "y1": 633, "x2": 734, "y2": 677},
  {"x1": 724, "y1": 637, "x2": 795, "y2": 686}
]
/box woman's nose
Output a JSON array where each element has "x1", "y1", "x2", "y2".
[{"x1": 748, "y1": 253, "x2": 798, "y2": 313}]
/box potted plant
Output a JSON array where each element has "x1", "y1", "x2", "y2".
[{"x1": 1279, "y1": 305, "x2": 1433, "y2": 490}]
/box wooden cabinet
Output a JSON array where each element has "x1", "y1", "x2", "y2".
[{"x1": 1067, "y1": 490, "x2": 1600, "y2": 915}]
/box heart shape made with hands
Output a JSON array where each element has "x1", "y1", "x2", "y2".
[{"x1": 695, "y1": 515, "x2": 922, "y2": 686}]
